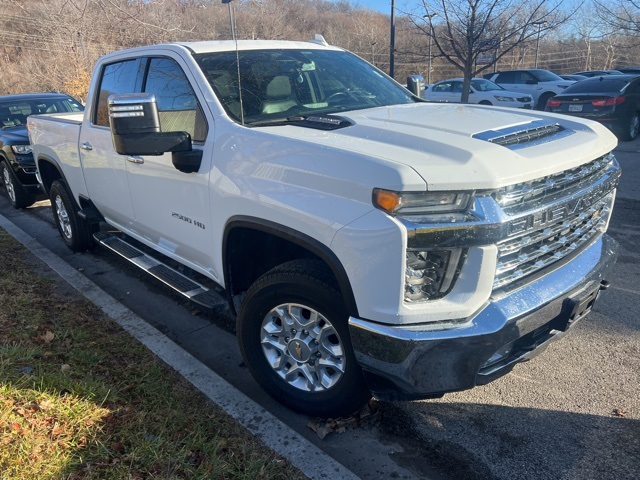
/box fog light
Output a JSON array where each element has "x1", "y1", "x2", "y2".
[{"x1": 404, "y1": 249, "x2": 463, "y2": 302}]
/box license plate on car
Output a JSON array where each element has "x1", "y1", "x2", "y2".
[{"x1": 569, "y1": 104, "x2": 583, "y2": 112}]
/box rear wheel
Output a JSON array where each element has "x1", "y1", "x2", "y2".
[
  {"x1": 50, "y1": 180, "x2": 95, "y2": 252},
  {"x1": 237, "y1": 259, "x2": 370, "y2": 418},
  {"x1": 621, "y1": 111, "x2": 640, "y2": 141},
  {"x1": 1, "y1": 159, "x2": 36, "y2": 209}
]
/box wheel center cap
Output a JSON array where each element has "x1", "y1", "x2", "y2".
[{"x1": 288, "y1": 339, "x2": 311, "y2": 362}]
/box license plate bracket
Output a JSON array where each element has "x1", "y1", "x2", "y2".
[
  {"x1": 569, "y1": 104, "x2": 583, "y2": 112},
  {"x1": 557, "y1": 286, "x2": 600, "y2": 331}
]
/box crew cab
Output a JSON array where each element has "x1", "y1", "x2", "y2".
[{"x1": 28, "y1": 39, "x2": 621, "y2": 418}]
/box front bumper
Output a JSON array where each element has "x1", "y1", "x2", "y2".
[{"x1": 348, "y1": 234, "x2": 618, "y2": 401}]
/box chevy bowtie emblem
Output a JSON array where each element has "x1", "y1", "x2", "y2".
[{"x1": 294, "y1": 341, "x2": 302, "y2": 358}]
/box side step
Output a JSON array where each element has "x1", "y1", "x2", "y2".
[{"x1": 94, "y1": 232, "x2": 227, "y2": 313}]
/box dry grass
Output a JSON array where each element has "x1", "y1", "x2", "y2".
[{"x1": 0, "y1": 230, "x2": 306, "y2": 480}]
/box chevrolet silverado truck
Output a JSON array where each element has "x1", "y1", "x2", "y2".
[{"x1": 28, "y1": 39, "x2": 621, "y2": 418}]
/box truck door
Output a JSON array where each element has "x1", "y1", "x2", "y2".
[
  {"x1": 79, "y1": 58, "x2": 144, "y2": 228},
  {"x1": 124, "y1": 56, "x2": 214, "y2": 272}
]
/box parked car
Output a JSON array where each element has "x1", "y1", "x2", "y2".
[
  {"x1": 571, "y1": 70, "x2": 624, "y2": 77},
  {"x1": 545, "y1": 74, "x2": 640, "y2": 141},
  {"x1": 615, "y1": 67, "x2": 640, "y2": 75},
  {"x1": 0, "y1": 93, "x2": 84, "y2": 208},
  {"x1": 423, "y1": 78, "x2": 534, "y2": 108},
  {"x1": 483, "y1": 69, "x2": 574, "y2": 109},
  {"x1": 560, "y1": 74, "x2": 588, "y2": 82}
]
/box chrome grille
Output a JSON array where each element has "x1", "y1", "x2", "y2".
[
  {"x1": 494, "y1": 192, "x2": 614, "y2": 289},
  {"x1": 494, "y1": 154, "x2": 614, "y2": 210}
]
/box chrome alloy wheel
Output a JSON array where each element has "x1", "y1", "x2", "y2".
[
  {"x1": 54, "y1": 194, "x2": 73, "y2": 241},
  {"x1": 2, "y1": 165, "x2": 16, "y2": 203},
  {"x1": 260, "y1": 303, "x2": 346, "y2": 392}
]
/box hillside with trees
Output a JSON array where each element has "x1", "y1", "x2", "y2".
[{"x1": 1, "y1": 0, "x2": 639, "y2": 101}]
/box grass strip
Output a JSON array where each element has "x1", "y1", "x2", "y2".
[{"x1": 0, "y1": 229, "x2": 305, "y2": 480}]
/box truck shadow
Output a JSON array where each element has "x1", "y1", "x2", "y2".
[{"x1": 377, "y1": 400, "x2": 640, "y2": 480}]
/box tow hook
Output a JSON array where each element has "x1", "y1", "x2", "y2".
[{"x1": 600, "y1": 280, "x2": 611, "y2": 291}]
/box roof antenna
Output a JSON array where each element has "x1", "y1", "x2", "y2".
[{"x1": 222, "y1": 0, "x2": 244, "y2": 125}]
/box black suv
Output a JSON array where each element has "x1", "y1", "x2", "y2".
[{"x1": 0, "y1": 93, "x2": 83, "y2": 208}]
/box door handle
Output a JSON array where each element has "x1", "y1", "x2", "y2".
[
  {"x1": 80, "y1": 142, "x2": 93, "y2": 151},
  {"x1": 126, "y1": 155, "x2": 144, "y2": 164}
]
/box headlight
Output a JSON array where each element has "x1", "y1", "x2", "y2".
[
  {"x1": 405, "y1": 248, "x2": 464, "y2": 302},
  {"x1": 494, "y1": 95, "x2": 514, "y2": 102},
  {"x1": 373, "y1": 189, "x2": 472, "y2": 217},
  {"x1": 11, "y1": 145, "x2": 32, "y2": 155}
]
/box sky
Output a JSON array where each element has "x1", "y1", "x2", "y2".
[{"x1": 344, "y1": 0, "x2": 396, "y2": 14}]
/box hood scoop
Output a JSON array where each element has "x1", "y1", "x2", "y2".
[{"x1": 473, "y1": 120, "x2": 574, "y2": 150}]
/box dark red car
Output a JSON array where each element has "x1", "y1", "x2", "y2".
[{"x1": 545, "y1": 74, "x2": 640, "y2": 141}]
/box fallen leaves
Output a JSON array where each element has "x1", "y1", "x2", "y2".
[
  {"x1": 42, "y1": 331, "x2": 55, "y2": 344},
  {"x1": 307, "y1": 401, "x2": 380, "y2": 439}
]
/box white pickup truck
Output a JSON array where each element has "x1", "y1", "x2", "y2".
[{"x1": 28, "y1": 39, "x2": 621, "y2": 418}]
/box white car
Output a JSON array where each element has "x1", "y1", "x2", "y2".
[
  {"x1": 423, "y1": 78, "x2": 534, "y2": 109},
  {"x1": 483, "y1": 69, "x2": 574, "y2": 109}
]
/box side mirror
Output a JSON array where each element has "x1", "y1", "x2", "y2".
[
  {"x1": 108, "y1": 93, "x2": 202, "y2": 173},
  {"x1": 406, "y1": 75, "x2": 425, "y2": 97},
  {"x1": 108, "y1": 93, "x2": 191, "y2": 155}
]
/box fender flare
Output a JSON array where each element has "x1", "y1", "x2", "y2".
[
  {"x1": 223, "y1": 216, "x2": 359, "y2": 318},
  {"x1": 36, "y1": 154, "x2": 69, "y2": 196}
]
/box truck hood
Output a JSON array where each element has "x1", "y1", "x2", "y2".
[{"x1": 260, "y1": 103, "x2": 617, "y2": 191}]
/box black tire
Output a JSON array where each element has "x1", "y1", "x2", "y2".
[
  {"x1": 620, "y1": 111, "x2": 640, "y2": 141},
  {"x1": 49, "y1": 180, "x2": 94, "y2": 252},
  {"x1": 1, "y1": 159, "x2": 36, "y2": 209},
  {"x1": 537, "y1": 92, "x2": 554, "y2": 110},
  {"x1": 237, "y1": 259, "x2": 370, "y2": 418},
  {"x1": 479, "y1": 100, "x2": 492, "y2": 105}
]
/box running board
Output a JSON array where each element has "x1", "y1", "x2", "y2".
[{"x1": 93, "y1": 232, "x2": 227, "y2": 313}]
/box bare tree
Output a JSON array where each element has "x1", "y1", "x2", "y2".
[
  {"x1": 407, "y1": 0, "x2": 571, "y2": 102},
  {"x1": 595, "y1": 1, "x2": 640, "y2": 35}
]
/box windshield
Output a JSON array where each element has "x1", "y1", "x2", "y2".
[
  {"x1": 194, "y1": 49, "x2": 417, "y2": 125},
  {"x1": 0, "y1": 96, "x2": 83, "y2": 128},
  {"x1": 470, "y1": 79, "x2": 504, "y2": 92}
]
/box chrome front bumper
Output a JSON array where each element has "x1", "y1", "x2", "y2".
[{"x1": 348, "y1": 234, "x2": 618, "y2": 401}]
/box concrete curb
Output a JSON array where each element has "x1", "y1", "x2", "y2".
[{"x1": 0, "y1": 213, "x2": 360, "y2": 480}]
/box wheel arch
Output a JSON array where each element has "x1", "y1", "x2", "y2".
[
  {"x1": 36, "y1": 155, "x2": 67, "y2": 196},
  {"x1": 223, "y1": 216, "x2": 359, "y2": 318}
]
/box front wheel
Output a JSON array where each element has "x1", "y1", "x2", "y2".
[
  {"x1": 49, "y1": 180, "x2": 95, "y2": 252},
  {"x1": 1, "y1": 159, "x2": 36, "y2": 209},
  {"x1": 537, "y1": 92, "x2": 554, "y2": 110},
  {"x1": 237, "y1": 259, "x2": 370, "y2": 418}
]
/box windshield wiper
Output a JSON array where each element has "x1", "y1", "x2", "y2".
[
  {"x1": 246, "y1": 116, "x2": 306, "y2": 128},
  {"x1": 246, "y1": 114, "x2": 353, "y2": 131}
]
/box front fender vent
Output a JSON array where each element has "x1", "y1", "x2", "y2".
[{"x1": 473, "y1": 120, "x2": 574, "y2": 150}]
